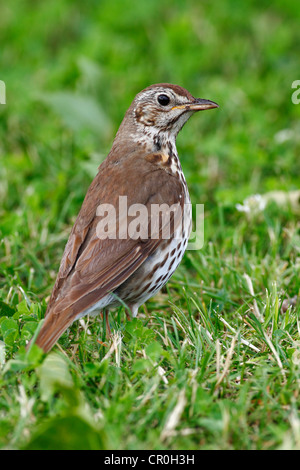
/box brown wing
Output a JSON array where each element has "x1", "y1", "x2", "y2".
[{"x1": 34, "y1": 150, "x2": 185, "y2": 352}]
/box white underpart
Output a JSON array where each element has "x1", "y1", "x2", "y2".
[{"x1": 76, "y1": 293, "x2": 116, "y2": 320}]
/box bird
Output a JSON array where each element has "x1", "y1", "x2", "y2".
[{"x1": 33, "y1": 83, "x2": 218, "y2": 352}]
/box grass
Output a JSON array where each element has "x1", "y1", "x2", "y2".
[{"x1": 0, "y1": 0, "x2": 300, "y2": 450}]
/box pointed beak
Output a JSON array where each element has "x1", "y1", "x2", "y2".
[
  {"x1": 188, "y1": 98, "x2": 219, "y2": 111},
  {"x1": 172, "y1": 98, "x2": 219, "y2": 112}
]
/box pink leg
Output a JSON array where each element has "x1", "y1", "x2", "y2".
[{"x1": 104, "y1": 309, "x2": 111, "y2": 337}]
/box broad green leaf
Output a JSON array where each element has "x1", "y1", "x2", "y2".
[
  {"x1": 0, "y1": 318, "x2": 19, "y2": 346},
  {"x1": 37, "y1": 352, "x2": 74, "y2": 401},
  {"x1": 36, "y1": 91, "x2": 111, "y2": 136},
  {"x1": 24, "y1": 414, "x2": 107, "y2": 450}
]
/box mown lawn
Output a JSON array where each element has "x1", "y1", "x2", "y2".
[{"x1": 0, "y1": 0, "x2": 299, "y2": 450}]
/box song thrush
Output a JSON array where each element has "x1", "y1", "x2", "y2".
[{"x1": 33, "y1": 83, "x2": 218, "y2": 352}]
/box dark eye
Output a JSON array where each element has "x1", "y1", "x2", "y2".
[{"x1": 157, "y1": 94, "x2": 170, "y2": 106}]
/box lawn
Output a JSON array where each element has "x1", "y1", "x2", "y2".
[{"x1": 0, "y1": 0, "x2": 299, "y2": 450}]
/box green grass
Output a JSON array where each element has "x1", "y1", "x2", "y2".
[{"x1": 0, "y1": 0, "x2": 300, "y2": 450}]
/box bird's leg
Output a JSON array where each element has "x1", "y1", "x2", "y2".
[
  {"x1": 125, "y1": 309, "x2": 132, "y2": 321},
  {"x1": 103, "y1": 308, "x2": 111, "y2": 338}
]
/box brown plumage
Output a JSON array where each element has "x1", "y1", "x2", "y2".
[{"x1": 33, "y1": 83, "x2": 218, "y2": 352}]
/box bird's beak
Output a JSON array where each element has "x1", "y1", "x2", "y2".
[
  {"x1": 189, "y1": 98, "x2": 219, "y2": 111},
  {"x1": 172, "y1": 98, "x2": 219, "y2": 112}
]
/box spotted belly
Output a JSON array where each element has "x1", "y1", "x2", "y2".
[{"x1": 114, "y1": 199, "x2": 192, "y2": 314}]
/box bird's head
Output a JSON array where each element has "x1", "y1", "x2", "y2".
[{"x1": 131, "y1": 83, "x2": 218, "y2": 137}]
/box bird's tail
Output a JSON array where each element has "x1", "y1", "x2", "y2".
[{"x1": 30, "y1": 310, "x2": 74, "y2": 353}]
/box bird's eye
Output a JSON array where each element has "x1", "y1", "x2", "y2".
[{"x1": 157, "y1": 94, "x2": 170, "y2": 106}]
